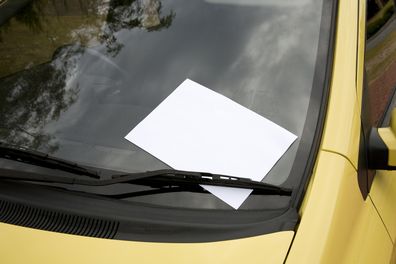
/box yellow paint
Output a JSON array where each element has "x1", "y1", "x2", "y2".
[
  {"x1": 379, "y1": 127, "x2": 396, "y2": 166},
  {"x1": 288, "y1": 1, "x2": 394, "y2": 263},
  {"x1": 286, "y1": 151, "x2": 372, "y2": 263},
  {"x1": 288, "y1": 151, "x2": 393, "y2": 264},
  {"x1": 356, "y1": 0, "x2": 366, "y2": 106},
  {"x1": 320, "y1": 0, "x2": 360, "y2": 169},
  {"x1": 342, "y1": 196, "x2": 393, "y2": 264},
  {"x1": 378, "y1": 109, "x2": 396, "y2": 166},
  {"x1": 0, "y1": 223, "x2": 293, "y2": 264},
  {"x1": 370, "y1": 169, "x2": 396, "y2": 243}
]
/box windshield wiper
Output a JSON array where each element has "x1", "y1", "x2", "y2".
[
  {"x1": 109, "y1": 170, "x2": 292, "y2": 195},
  {"x1": 0, "y1": 168, "x2": 292, "y2": 196},
  {"x1": 0, "y1": 143, "x2": 100, "y2": 179}
]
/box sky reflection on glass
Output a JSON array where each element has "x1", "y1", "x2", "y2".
[{"x1": 0, "y1": 0, "x2": 324, "y2": 208}]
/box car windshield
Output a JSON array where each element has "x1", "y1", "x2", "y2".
[{"x1": 0, "y1": 0, "x2": 327, "y2": 209}]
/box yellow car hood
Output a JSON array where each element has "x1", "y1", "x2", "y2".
[{"x1": 0, "y1": 223, "x2": 293, "y2": 264}]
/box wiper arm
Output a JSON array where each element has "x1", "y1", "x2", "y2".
[
  {"x1": 90, "y1": 186, "x2": 289, "y2": 199},
  {"x1": 0, "y1": 143, "x2": 99, "y2": 179},
  {"x1": 0, "y1": 168, "x2": 292, "y2": 195},
  {"x1": 109, "y1": 170, "x2": 292, "y2": 195}
]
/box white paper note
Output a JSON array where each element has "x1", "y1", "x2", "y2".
[{"x1": 125, "y1": 79, "x2": 297, "y2": 209}]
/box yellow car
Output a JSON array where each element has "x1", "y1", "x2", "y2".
[{"x1": 1, "y1": 0, "x2": 396, "y2": 263}]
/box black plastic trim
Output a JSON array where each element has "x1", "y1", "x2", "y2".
[
  {"x1": 0, "y1": 180, "x2": 297, "y2": 242},
  {"x1": 358, "y1": 125, "x2": 369, "y2": 198},
  {"x1": 367, "y1": 128, "x2": 396, "y2": 170},
  {"x1": 0, "y1": 197, "x2": 119, "y2": 239}
]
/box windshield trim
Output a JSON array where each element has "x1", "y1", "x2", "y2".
[{"x1": 286, "y1": 0, "x2": 339, "y2": 209}]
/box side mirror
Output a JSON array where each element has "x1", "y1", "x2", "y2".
[{"x1": 368, "y1": 108, "x2": 396, "y2": 170}]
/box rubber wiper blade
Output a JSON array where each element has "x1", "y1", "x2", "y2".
[
  {"x1": 109, "y1": 170, "x2": 292, "y2": 195},
  {"x1": 0, "y1": 168, "x2": 291, "y2": 195},
  {"x1": 0, "y1": 143, "x2": 99, "y2": 179}
]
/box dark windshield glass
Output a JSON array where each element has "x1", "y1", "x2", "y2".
[{"x1": 0, "y1": 0, "x2": 325, "y2": 209}]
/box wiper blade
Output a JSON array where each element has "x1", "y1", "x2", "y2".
[
  {"x1": 0, "y1": 143, "x2": 99, "y2": 179},
  {"x1": 0, "y1": 168, "x2": 292, "y2": 195},
  {"x1": 89, "y1": 186, "x2": 288, "y2": 199},
  {"x1": 109, "y1": 170, "x2": 292, "y2": 195}
]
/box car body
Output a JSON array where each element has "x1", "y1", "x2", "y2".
[{"x1": 1, "y1": 0, "x2": 396, "y2": 263}]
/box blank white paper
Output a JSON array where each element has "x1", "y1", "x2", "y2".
[{"x1": 125, "y1": 79, "x2": 297, "y2": 209}]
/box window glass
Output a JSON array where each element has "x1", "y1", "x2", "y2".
[
  {"x1": 365, "y1": 0, "x2": 396, "y2": 128},
  {"x1": 0, "y1": 0, "x2": 327, "y2": 209}
]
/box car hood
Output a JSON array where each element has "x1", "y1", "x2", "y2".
[{"x1": 0, "y1": 222, "x2": 294, "y2": 263}]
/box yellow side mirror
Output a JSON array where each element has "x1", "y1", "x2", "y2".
[{"x1": 378, "y1": 108, "x2": 396, "y2": 167}]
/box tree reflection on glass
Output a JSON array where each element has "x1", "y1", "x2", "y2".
[
  {"x1": 1, "y1": 0, "x2": 175, "y2": 72},
  {"x1": 100, "y1": 0, "x2": 175, "y2": 56},
  {"x1": 0, "y1": 45, "x2": 83, "y2": 153},
  {"x1": 0, "y1": 0, "x2": 45, "y2": 41},
  {"x1": 0, "y1": 0, "x2": 176, "y2": 152}
]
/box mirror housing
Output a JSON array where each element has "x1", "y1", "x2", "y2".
[{"x1": 368, "y1": 108, "x2": 396, "y2": 170}]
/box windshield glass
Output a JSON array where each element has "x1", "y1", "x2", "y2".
[{"x1": 0, "y1": 0, "x2": 325, "y2": 209}]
